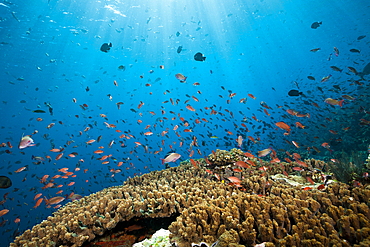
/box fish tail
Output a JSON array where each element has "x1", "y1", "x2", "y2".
[
  {"x1": 161, "y1": 158, "x2": 164, "y2": 165},
  {"x1": 339, "y1": 99, "x2": 344, "y2": 107}
]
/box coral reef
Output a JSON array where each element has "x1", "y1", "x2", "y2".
[
  {"x1": 10, "y1": 150, "x2": 370, "y2": 247},
  {"x1": 328, "y1": 151, "x2": 366, "y2": 184},
  {"x1": 133, "y1": 229, "x2": 171, "y2": 247},
  {"x1": 207, "y1": 148, "x2": 245, "y2": 167}
]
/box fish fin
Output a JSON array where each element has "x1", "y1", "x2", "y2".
[
  {"x1": 109, "y1": 43, "x2": 112, "y2": 47},
  {"x1": 203, "y1": 57, "x2": 206, "y2": 61},
  {"x1": 160, "y1": 158, "x2": 164, "y2": 165},
  {"x1": 339, "y1": 99, "x2": 344, "y2": 107}
]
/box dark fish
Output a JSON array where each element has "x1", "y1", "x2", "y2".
[
  {"x1": 288, "y1": 89, "x2": 302, "y2": 96},
  {"x1": 333, "y1": 85, "x2": 341, "y2": 90},
  {"x1": 0, "y1": 176, "x2": 12, "y2": 189},
  {"x1": 310, "y1": 48, "x2": 320, "y2": 52},
  {"x1": 350, "y1": 49, "x2": 360, "y2": 53},
  {"x1": 100, "y1": 42, "x2": 112, "y2": 53},
  {"x1": 357, "y1": 35, "x2": 366, "y2": 40},
  {"x1": 33, "y1": 109, "x2": 46, "y2": 113},
  {"x1": 118, "y1": 65, "x2": 125, "y2": 71},
  {"x1": 194, "y1": 52, "x2": 206, "y2": 62},
  {"x1": 317, "y1": 87, "x2": 324, "y2": 93},
  {"x1": 176, "y1": 31, "x2": 180, "y2": 37},
  {"x1": 307, "y1": 76, "x2": 315, "y2": 80},
  {"x1": 177, "y1": 46, "x2": 182, "y2": 54},
  {"x1": 44, "y1": 102, "x2": 53, "y2": 115},
  {"x1": 311, "y1": 21, "x2": 322, "y2": 29},
  {"x1": 358, "y1": 62, "x2": 370, "y2": 78},
  {"x1": 330, "y1": 66, "x2": 342, "y2": 72}
]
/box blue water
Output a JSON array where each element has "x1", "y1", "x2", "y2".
[{"x1": 0, "y1": 0, "x2": 369, "y2": 245}]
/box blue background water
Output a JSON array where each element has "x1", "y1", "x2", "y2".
[{"x1": 0, "y1": 0, "x2": 369, "y2": 245}]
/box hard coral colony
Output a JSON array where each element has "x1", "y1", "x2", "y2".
[{"x1": 10, "y1": 152, "x2": 370, "y2": 246}]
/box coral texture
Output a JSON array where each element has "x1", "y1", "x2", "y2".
[{"x1": 10, "y1": 157, "x2": 370, "y2": 247}]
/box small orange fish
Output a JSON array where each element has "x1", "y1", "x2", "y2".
[
  {"x1": 34, "y1": 193, "x2": 42, "y2": 201},
  {"x1": 55, "y1": 153, "x2": 63, "y2": 161},
  {"x1": 86, "y1": 139, "x2": 95, "y2": 145},
  {"x1": 186, "y1": 105, "x2": 196, "y2": 112},
  {"x1": 248, "y1": 136, "x2": 256, "y2": 144},
  {"x1": 295, "y1": 122, "x2": 305, "y2": 129},
  {"x1": 228, "y1": 176, "x2": 241, "y2": 183},
  {"x1": 236, "y1": 160, "x2": 250, "y2": 169},
  {"x1": 34, "y1": 198, "x2": 43, "y2": 209},
  {"x1": 292, "y1": 141, "x2": 299, "y2": 148},
  {"x1": 190, "y1": 159, "x2": 197, "y2": 168},
  {"x1": 275, "y1": 122, "x2": 291, "y2": 134},
  {"x1": 15, "y1": 167, "x2": 27, "y2": 173}
]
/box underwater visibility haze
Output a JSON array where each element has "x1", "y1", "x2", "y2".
[{"x1": 1, "y1": 0, "x2": 370, "y2": 246}]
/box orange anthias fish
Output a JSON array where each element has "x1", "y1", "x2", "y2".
[
  {"x1": 275, "y1": 122, "x2": 291, "y2": 134},
  {"x1": 45, "y1": 196, "x2": 65, "y2": 205},
  {"x1": 15, "y1": 167, "x2": 27, "y2": 173},
  {"x1": 248, "y1": 94, "x2": 256, "y2": 100},
  {"x1": 235, "y1": 161, "x2": 250, "y2": 169},
  {"x1": 34, "y1": 198, "x2": 43, "y2": 209},
  {"x1": 228, "y1": 176, "x2": 241, "y2": 183},
  {"x1": 190, "y1": 159, "x2": 197, "y2": 168},
  {"x1": 0, "y1": 209, "x2": 9, "y2": 217},
  {"x1": 295, "y1": 122, "x2": 305, "y2": 129},
  {"x1": 186, "y1": 105, "x2": 196, "y2": 112},
  {"x1": 325, "y1": 98, "x2": 344, "y2": 107}
]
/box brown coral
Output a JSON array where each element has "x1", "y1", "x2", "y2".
[{"x1": 10, "y1": 154, "x2": 370, "y2": 247}]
